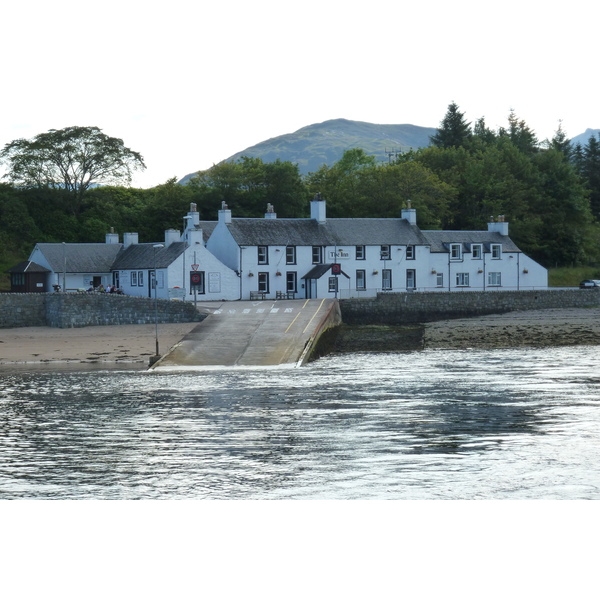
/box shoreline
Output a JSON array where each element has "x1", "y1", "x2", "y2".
[{"x1": 1, "y1": 308, "x2": 599, "y2": 372}]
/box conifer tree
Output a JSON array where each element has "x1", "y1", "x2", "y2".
[{"x1": 430, "y1": 102, "x2": 472, "y2": 149}]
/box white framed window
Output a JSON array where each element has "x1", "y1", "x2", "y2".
[
  {"x1": 138, "y1": 271, "x2": 144, "y2": 286},
  {"x1": 491, "y1": 244, "x2": 502, "y2": 259},
  {"x1": 131, "y1": 271, "x2": 137, "y2": 286},
  {"x1": 286, "y1": 272, "x2": 297, "y2": 292},
  {"x1": 356, "y1": 245, "x2": 365, "y2": 260},
  {"x1": 488, "y1": 272, "x2": 502, "y2": 286},
  {"x1": 356, "y1": 269, "x2": 366, "y2": 290},
  {"x1": 258, "y1": 272, "x2": 269, "y2": 293},
  {"x1": 450, "y1": 244, "x2": 462, "y2": 260},
  {"x1": 312, "y1": 246, "x2": 322, "y2": 264},
  {"x1": 258, "y1": 246, "x2": 268, "y2": 264},
  {"x1": 380, "y1": 245, "x2": 391, "y2": 260},
  {"x1": 328, "y1": 277, "x2": 338, "y2": 293},
  {"x1": 472, "y1": 244, "x2": 482, "y2": 259},
  {"x1": 406, "y1": 269, "x2": 415, "y2": 290},
  {"x1": 456, "y1": 272, "x2": 470, "y2": 287},
  {"x1": 382, "y1": 269, "x2": 392, "y2": 290},
  {"x1": 436, "y1": 273, "x2": 444, "y2": 287},
  {"x1": 286, "y1": 246, "x2": 296, "y2": 265},
  {"x1": 406, "y1": 245, "x2": 415, "y2": 260}
]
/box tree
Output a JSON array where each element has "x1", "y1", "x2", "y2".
[
  {"x1": 0, "y1": 126, "x2": 146, "y2": 214},
  {"x1": 430, "y1": 102, "x2": 472, "y2": 149},
  {"x1": 188, "y1": 156, "x2": 308, "y2": 218}
]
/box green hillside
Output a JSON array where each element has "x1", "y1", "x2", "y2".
[{"x1": 179, "y1": 118, "x2": 436, "y2": 183}]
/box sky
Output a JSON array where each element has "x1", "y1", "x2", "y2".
[{"x1": 1, "y1": 0, "x2": 597, "y2": 189}]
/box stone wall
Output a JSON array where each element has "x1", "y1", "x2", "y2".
[
  {"x1": 339, "y1": 289, "x2": 600, "y2": 325},
  {"x1": 0, "y1": 293, "x2": 47, "y2": 328},
  {"x1": 0, "y1": 293, "x2": 204, "y2": 329}
]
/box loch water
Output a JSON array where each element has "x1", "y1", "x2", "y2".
[{"x1": 1, "y1": 346, "x2": 599, "y2": 500}]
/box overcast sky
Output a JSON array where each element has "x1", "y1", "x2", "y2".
[{"x1": 2, "y1": 0, "x2": 596, "y2": 189}]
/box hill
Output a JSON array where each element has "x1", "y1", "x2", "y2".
[
  {"x1": 570, "y1": 128, "x2": 600, "y2": 147},
  {"x1": 179, "y1": 118, "x2": 437, "y2": 184}
]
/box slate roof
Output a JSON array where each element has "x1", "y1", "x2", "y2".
[
  {"x1": 111, "y1": 242, "x2": 187, "y2": 270},
  {"x1": 422, "y1": 231, "x2": 522, "y2": 253},
  {"x1": 35, "y1": 243, "x2": 123, "y2": 273},
  {"x1": 7, "y1": 261, "x2": 50, "y2": 274},
  {"x1": 225, "y1": 218, "x2": 429, "y2": 246},
  {"x1": 198, "y1": 221, "x2": 217, "y2": 242},
  {"x1": 302, "y1": 264, "x2": 351, "y2": 279}
]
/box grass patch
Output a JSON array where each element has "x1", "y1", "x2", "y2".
[{"x1": 548, "y1": 266, "x2": 600, "y2": 287}]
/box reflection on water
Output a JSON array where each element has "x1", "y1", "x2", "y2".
[{"x1": 1, "y1": 346, "x2": 599, "y2": 499}]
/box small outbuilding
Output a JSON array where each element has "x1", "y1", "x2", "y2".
[{"x1": 7, "y1": 261, "x2": 51, "y2": 293}]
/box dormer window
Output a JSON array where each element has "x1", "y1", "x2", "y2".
[
  {"x1": 450, "y1": 244, "x2": 462, "y2": 261},
  {"x1": 472, "y1": 244, "x2": 482, "y2": 259},
  {"x1": 491, "y1": 244, "x2": 502, "y2": 259}
]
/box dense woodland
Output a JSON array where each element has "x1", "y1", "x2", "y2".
[{"x1": 1, "y1": 104, "x2": 600, "y2": 289}]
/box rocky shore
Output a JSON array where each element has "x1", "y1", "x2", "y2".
[
  {"x1": 1, "y1": 308, "x2": 599, "y2": 371},
  {"x1": 317, "y1": 307, "x2": 600, "y2": 355}
]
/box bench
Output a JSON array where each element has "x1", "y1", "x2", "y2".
[
  {"x1": 276, "y1": 291, "x2": 296, "y2": 300},
  {"x1": 250, "y1": 291, "x2": 267, "y2": 300}
]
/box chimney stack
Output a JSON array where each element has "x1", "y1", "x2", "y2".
[
  {"x1": 218, "y1": 201, "x2": 232, "y2": 224},
  {"x1": 488, "y1": 215, "x2": 509, "y2": 235},
  {"x1": 123, "y1": 232, "x2": 139, "y2": 248},
  {"x1": 310, "y1": 193, "x2": 326, "y2": 224}
]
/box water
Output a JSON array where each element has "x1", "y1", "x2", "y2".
[{"x1": 1, "y1": 346, "x2": 599, "y2": 499}]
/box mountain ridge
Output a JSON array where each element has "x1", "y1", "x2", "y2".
[
  {"x1": 179, "y1": 119, "x2": 600, "y2": 184},
  {"x1": 179, "y1": 118, "x2": 437, "y2": 184}
]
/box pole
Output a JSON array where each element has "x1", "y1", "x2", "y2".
[
  {"x1": 153, "y1": 244, "x2": 164, "y2": 356},
  {"x1": 62, "y1": 242, "x2": 66, "y2": 292}
]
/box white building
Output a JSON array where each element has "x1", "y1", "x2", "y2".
[
  {"x1": 205, "y1": 195, "x2": 547, "y2": 299},
  {"x1": 20, "y1": 197, "x2": 547, "y2": 300}
]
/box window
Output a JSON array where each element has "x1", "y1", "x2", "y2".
[
  {"x1": 491, "y1": 244, "x2": 502, "y2": 259},
  {"x1": 286, "y1": 246, "x2": 296, "y2": 265},
  {"x1": 472, "y1": 244, "x2": 482, "y2": 259},
  {"x1": 356, "y1": 269, "x2": 366, "y2": 290},
  {"x1": 356, "y1": 245, "x2": 365, "y2": 260},
  {"x1": 312, "y1": 246, "x2": 323, "y2": 264},
  {"x1": 456, "y1": 272, "x2": 470, "y2": 287},
  {"x1": 258, "y1": 246, "x2": 268, "y2": 264},
  {"x1": 436, "y1": 273, "x2": 444, "y2": 287},
  {"x1": 406, "y1": 269, "x2": 415, "y2": 290},
  {"x1": 488, "y1": 272, "x2": 502, "y2": 286},
  {"x1": 12, "y1": 273, "x2": 25, "y2": 286},
  {"x1": 380, "y1": 245, "x2": 391, "y2": 260},
  {"x1": 450, "y1": 244, "x2": 462, "y2": 260},
  {"x1": 382, "y1": 269, "x2": 392, "y2": 290},
  {"x1": 328, "y1": 277, "x2": 338, "y2": 293},
  {"x1": 258, "y1": 272, "x2": 269, "y2": 293},
  {"x1": 286, "y1": 272, "x2": 297, "y2": 293},
  {"x1": 138, "y1": 271, "x2": 144, "y2": 287},
  {"x1": 131, "y1": 271, "x2": 137, "y2": 286},
  {"x1": 406, "y1": 245, "x2": 415, "y2": 260}
]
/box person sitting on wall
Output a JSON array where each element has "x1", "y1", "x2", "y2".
[
  {"x1": 106, "y1": 284, "x2": 112, "y2": 293},
  {"x1": 97, "y1": 284, "x2": 105, "y2": 292}
]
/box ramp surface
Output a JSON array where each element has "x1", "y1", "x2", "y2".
[{"x1": 152, "y1": 299, "x2": 337, "y2": 369}]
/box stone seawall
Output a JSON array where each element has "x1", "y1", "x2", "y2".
[
  {"x1": 0, "y1": 293, "x2": 204, "y2": 329},
  {"x1": 339, "y1": 289, "x2": 600, "y2": 325}
]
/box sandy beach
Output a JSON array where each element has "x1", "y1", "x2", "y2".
[
  {"x1": 0, "y1": 322, "x2": 200, "y2": 372},
  {"x1": 0, "y1": 308, "x2": 599, "y2": 371}
]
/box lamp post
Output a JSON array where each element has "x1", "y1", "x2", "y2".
[{"x1": 153, "y1": 244, "x2": 164, "y2": 357}]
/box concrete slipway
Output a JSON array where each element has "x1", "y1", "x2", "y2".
[{"x1": 151, "y1": 298, "x2": 340, "y2": 370}]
